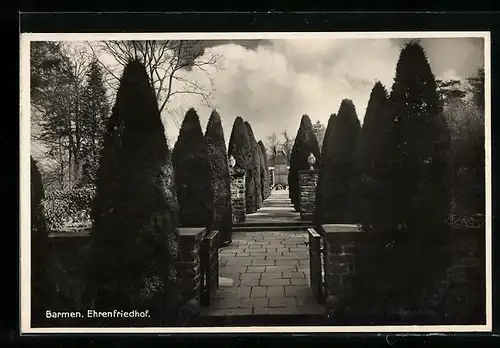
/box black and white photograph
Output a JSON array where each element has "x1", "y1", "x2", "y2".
[{"x1": 20, "y1": 32, "x2": 491, "y2": 333}]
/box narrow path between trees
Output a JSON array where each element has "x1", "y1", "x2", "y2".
[
  {"x1": 245, "y1": 189, "x2": 301, "y2": 224},
  {"x1": 200, "y1": 190, "x2": 323, "y2": 322}
]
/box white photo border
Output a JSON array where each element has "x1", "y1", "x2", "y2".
[{"x1": 19, "y1": 31, "x2": 492, "y2": 334}]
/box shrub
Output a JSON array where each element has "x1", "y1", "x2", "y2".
[
  {"x1": 316, "y1": 100, "x2": 361, "y2": 224},
  {"x1": 31, "y1": 157, "x2": 50, "y2": 326},
  {"x1": 390, "y1": 40, "x2": 452, "y2": 229},
  {"x1": 205, "y1": 110, "x2": 233, "y2": 246},
  {"x1": 258, "y1": 140, "x2": 271, "y2": 200},
  {"x1": 244, "y1": 121, "x2": 262, "y2": 210},
  {"x1": 288, "y1": 114, "x2": 321, "y2": 211},
  {"x1": 43, "y1": 186, "x2": 95, "y2": 232},
  {"x1": 445, "y1": 98, "x2": 485, "y2": 216},
  {"x1": 88, "y1": 59, "x2": 181, "y2": 326},
  {"x1": 315, "y1": 113, "x2": 336, "y2": 225},
  {"x1": 173, "y1": 108, "x2": 214, "y2": 229},
  {"x1": 354, "y1": 82, "x2": 395, "y2": 229},
  {"x1": 228, "y1": 117, "x2": 256, "y2": 213}
]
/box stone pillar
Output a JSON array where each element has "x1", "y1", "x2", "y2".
[
  {"x1": 230, "y1": 169, "x2": 246, "y2": 224},
  {"x1": 319, "y1": 224, "x2": 362, "y2": 314},
  {"x1": 298, "y1": 169, "x2": 319, "y2": 221},
  {"x1": 177, "y1": 227, "x2": 206, "y2": 305}
]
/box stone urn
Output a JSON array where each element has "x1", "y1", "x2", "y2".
[
  {"x1": 308, "y1": 152, "x2": 316, "y2": 170},
  {"x1": 228, "y1": 155, "x2": 236, "y2": 171}
]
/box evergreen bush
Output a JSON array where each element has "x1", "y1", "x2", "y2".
[{"x1": 205, "y1": 110, "x2": 233, "y2": 246}]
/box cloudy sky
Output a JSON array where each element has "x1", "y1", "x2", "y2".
[
  {"x1": 161, "y1": 37, "x2": 484, "y2": 147},
  {"x1": 38, "y1": 36, "x2": 483, "y2": 151}
]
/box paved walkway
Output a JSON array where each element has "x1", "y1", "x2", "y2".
[
  {"x1": 245, "y1": 189, "x2": 301, "y2": 224},
  {"x1": 201, "y1": 190, "x2": 323, "y2": 317}
]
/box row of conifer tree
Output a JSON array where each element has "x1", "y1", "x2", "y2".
[
  {"x1": 287, "y1": 41, "x2": 465, "y2": 231},
  {"x1": 30, "y1": 59, "x2": 274, "y2": 326}
]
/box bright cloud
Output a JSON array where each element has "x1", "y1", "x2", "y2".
[{"x1": 90, "y1": 37, "x2": 485, "y2": 148}]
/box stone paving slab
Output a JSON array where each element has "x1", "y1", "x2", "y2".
[
  {"x1": 202, "y1": 229, "x2": 324, "y2": 317},
  {"x1": 200, "y1": 190, "x2": 324, "y2": 317}
]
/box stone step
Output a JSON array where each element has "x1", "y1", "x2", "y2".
[
  {"x1": 234, "y1": 221, "x2": 313, "y2": 228},
  {"x1": 232, "y1": 225, "x2": 313, "y2": 232}
]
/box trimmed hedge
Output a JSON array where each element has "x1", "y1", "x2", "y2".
[
  {"x1": 173, "y1": 108, "x2": 214, "y2": 229},
  {"x1": 205, "y1": 110, "x2": 233, "y2": 245},
  {"x1": 244, "y1": 121, "x2": 262, "y2": 210},
  {"x1": 315, "y1": 113, "x2": 336, "y2": 225},
  {"x1": 258, "y1": 140, "x2": 271, "y2": 199},
  {"x1": 288, "y1": 115, "x2": 321, "y2": 211},
  {"x1": 316, "y1": 100, "x2": 361, "y2": 224},
  {"x1": 390, "y1": 41, "x2": 452, "y2": 229},
  {"x1": 228, "y1": 117, "x2": 256, "y2": 214},
  {"x1": 88, "y1": 59, "x2": 182, "y2": 326},
  {"x1": 354, "y1": 82, "x2": 395, "y2": 229}
]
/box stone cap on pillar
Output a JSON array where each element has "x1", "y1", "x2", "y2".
[
  {"x1": 230, "y1": 167, "x2": 246, "y2": 177},
  {"x1": 319, "y1": 224, "x2": 362, "y2": 234},
  {"x1": 179, "y1": 227, "x2": 207, "y2": 241},
  {"x1": 298, "y1": 169, "x2": 319, "y2": 175}
]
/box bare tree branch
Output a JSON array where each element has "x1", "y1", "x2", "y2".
[{"x1": 90, "y1": 40, "x2": 223, "y2": 114}]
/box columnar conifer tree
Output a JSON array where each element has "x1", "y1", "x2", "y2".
[
  {"x1": 315, "y1": 113, "x2": 336, "y2": 224},
  {"x1": 88, "y1": 60, "x2": 181, "y2": 325},
  {"x1": 257, "y1": 142, "x2": 269, "y2": 201},
  {"x1": 316, "y1": 100, "x2": 360, "y2": 223},
  {"x1": 354, "y1": 82, "x2": 395, "y2": 229},
  {"x1": 390, "y1": 41, "x2": 452, "y2": 229},
  {"x1": 173, "y1": 108, "x2": 214, "y2": 229},
  {"x1": 258, "y1": 140, "x2": 271, "y2": 199},
  {"x1": 31, "y1": 156, "x2": 50, "y2": 326},
  {"x1": 205, "y1": 110, "x2": 233, "y2": 246},
  {"x1": 228, "y1": 117, "x2": 256, "y2": 213},
  {"x1": 79, "y1": 60, "x2": 110, "y2": 185},
  {"x1": 288, "y1": 114, "x2": 321, "y2": 211},
  {"x1": 244, "y1": 121, "x2": 262, "y2": 210}
]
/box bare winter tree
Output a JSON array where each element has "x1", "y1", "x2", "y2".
[
  {"x1": 87, "y1": 40, "x2": 223, "y2": 114},
  {"x1": 31, "y1": 42, "x2": 94, "y2": 188}
]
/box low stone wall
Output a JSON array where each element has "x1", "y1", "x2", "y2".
[
  {"x1": 46, "y1": 232, "x2": 92, "y2": 311},
  {"x1": 42, "y1": 227, "x2": 217, "y2": 320},
  {"x1": 320, "y1": 224, "x2": 486, "y2": 325},
  {"x1": 298, "y1": 170, "x2": 318, "y2": 221},
  {"x1": 230, "y1": 170, "x2": 246, "y2": 223},
  {"x1": 200, "y1": 230, "x2": 219, "y2": 306}
]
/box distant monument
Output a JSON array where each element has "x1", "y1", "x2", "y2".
[{"x1": 271, "y1": 149, "x2": 289, "y2": 189}]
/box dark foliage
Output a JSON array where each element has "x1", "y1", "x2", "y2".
[
  {"x1": 78, "y1": 60, "x2": 111, "y2": 185},
  {"x1": 354, "y1": 82, "x2": 395, "y2": 229},
  {"x1": 288, "y1": 115, "x2": 321, "y2": 211},
  {"x1": 258, "y1": 140, "x2": 271, "y2": 199},
  {"x1": 316, "y1": 100, "x2": 361, "y2": 224},
  {"x1": 205, "y1": 110, "x2": 233, "y2": 245},
  {"x1": 315, "y1": 113, "x2": 336, "y2": 225},
  {"x1": 88, "y1": 59, "x2": 182, "y2": 326},
  {"x1": 390, "y1": 41, "x2": 452, "y2": 229},
  {"x1": 257, "y1": 141, "x2": 269, "y2": 201},
  {"x1": 244, "y1": 121, "x2": 263, "y2": 211},
  {"x1": 228, "y1": 117, "x2": 256, "y2": 213},
  {"x1": 173, "y1": 108, "x2": 214, "y2": 229},
  {"x1": 468, "y1": 67, "x2": 485, "y2": 112},
  {"x1": 31, "y1": 157, "x2": 50, "y2": 326}
]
